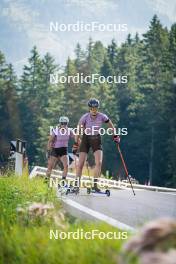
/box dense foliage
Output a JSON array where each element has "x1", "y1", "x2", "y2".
[
  {"x1": 0, "y1": 175, "x2": 127, "y2": 264},
  {"x1": 0, "y1": 15, "x2": 176, "y2": 187}
]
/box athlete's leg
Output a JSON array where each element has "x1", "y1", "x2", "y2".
[
  {"x1": 75, "y1": 134, "x2": 89, "y2": 188},
  {"x1": 93, "y1": 150, "x2": 103, "y2": 191},
  {"x1": 74, "y1": 152, "x2": 87, "y2": 188},
  {"x1": 60, "y1": 155, "x2": 69, "y2": 179},
  {"x1": 77, "y1": 152, "x2": 87, "y2": 178},
  {"x1": 94, "y1": 150, "x2": 103, "y2": 178},
  {"x1": 46, "y1": 156, "x2": 58, "y2": 178}
]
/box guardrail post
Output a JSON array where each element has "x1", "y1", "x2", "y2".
[{"x1": 15, "y1": 139, "x2": 27, "y2": 176}]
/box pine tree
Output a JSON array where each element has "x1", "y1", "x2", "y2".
[
  {"x1": 19, "y1": 46, "x2": 45, "y2": 163},
  {"x1": 107, "y1": 39, "x2": 118, "y2": 68},
  {"x1": 74, "y1": 43, "x2": 85, "y2": 70},
  {"x1": 139, "y1": 15, "x2": 170, "y2": 185},
  {"x1": 0, "y1": 53, "x2": 22, "y2": 158}
]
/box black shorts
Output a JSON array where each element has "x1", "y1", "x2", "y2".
[
  {"x1": 79, "y1": 134, "x2": 102, "y2": 153},
  {"x1": 51, "y1": 147, "x2": 68, "y2": 157}
]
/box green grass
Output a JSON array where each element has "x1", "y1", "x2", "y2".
[{"x1": 0, "y1": 174, "x2": 133, "y2": 264}]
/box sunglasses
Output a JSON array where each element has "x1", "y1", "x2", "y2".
[
  {"x1": 90, "y1": 107, "x2": 98, "y2": 111},
  {"x1": 60, "y1": 122, "x2": 68, "y2": 125}
]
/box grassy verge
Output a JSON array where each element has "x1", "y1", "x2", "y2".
[{"x1": 0, "y1": 174, "x2": 132, "y2": 264}]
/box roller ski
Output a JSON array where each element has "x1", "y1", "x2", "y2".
[
  {"x1": 87, "y1": 187, "x2": 110, "y2": 196},
  {"x1": 58, "y1": 185, "x2": 79, "y2": 195},
  {"x1": 58, "y1": 178, "x2": 79, "y2": 195},
  {"x1": 64, "y1": 185, "x2": 79, "y2": 195},
  {"x1": 87, "y1": 179, "x2": 110, "y2": 196}
]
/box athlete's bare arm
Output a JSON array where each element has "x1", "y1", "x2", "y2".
[
  {"x1": 107, "y1": 119, "x2": 117, "y2": 133},
  {"x1": 47, "y1": 135, "x2": 55, "y2": 150},
  {"x1": 107, "y1": 119, "x2": 120, "y2": 143},
  {"x1": 75, "y1": 123, "x2": 82, "y2": 144}
]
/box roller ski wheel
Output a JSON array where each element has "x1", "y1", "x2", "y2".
[
  {"x1": 44, "y1": 176, "x2": 49, "y2": 184},
  {"x1": 72, "y1": 186, "x2": 79, "y2": 195},
  {"x1": 105, "y1": 189, "x2": 110, "y2": 197},
  {"x1": 65, "y1": 188, "x2": 70, "y2": 195},
  {"x1": 87, "y1": 187, "x2": 110, "y2": 196},
  {"x1": 87, "y1": 188, "x2": 91, "y2": 194}
]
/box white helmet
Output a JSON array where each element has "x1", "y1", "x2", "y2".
[{"x1": 59, "y1": 116, "x2": 69, "y2": 124}]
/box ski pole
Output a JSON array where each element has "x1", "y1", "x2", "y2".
[
  {"x1": 116, "y1": 144, "x2": 136, "y2": 196},
  {"x1": 86, "y1": 160, "x2": 91, "y2": 188}
]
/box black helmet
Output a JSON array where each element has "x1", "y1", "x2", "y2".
[{"x1": 88, "y1": 98, "x2": 100, "y2": 108}]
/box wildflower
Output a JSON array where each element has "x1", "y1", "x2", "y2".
[
  {"x1": 28, "y1": 202, "x2": 54, "y2": 217},
  {"x1": 122, "y1": 218, "x2": 176, "y2": 264},
  {"x1": 124, "y1": 218, "x2": 176, "y2": 253}
]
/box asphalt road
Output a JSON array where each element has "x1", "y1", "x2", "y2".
[{"x1": 60, "y1": 188, "x2": 176, "y2": 229}]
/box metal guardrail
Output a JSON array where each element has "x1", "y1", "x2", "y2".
[
  {"x1": 29, "y1": 166, "x2": 176, "y2": 193},
  {"x1": 29, "y1": 166, "x2": 125, "y2": 189}
]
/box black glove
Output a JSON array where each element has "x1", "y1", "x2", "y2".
[
  {"x1": 113, "y1": 135, "x2": 120, "y2": 144},
  {"x1": 72, "y1": 143, "x2": 79, "y2": 154}
]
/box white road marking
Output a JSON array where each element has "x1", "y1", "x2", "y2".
[
  {"x1": 62, "y1": 197, "x2": 135, "y2": 232},
  {"x1": 125, "y1": 189, "x2": 176, "y2": 195},
  {"x1": 158, "y1": 192, "x2": 176, "y2": 196}
]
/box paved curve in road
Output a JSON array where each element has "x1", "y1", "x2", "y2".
[{"x1": 60, "y1": 188, "x2": 176, "y2": 229}]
